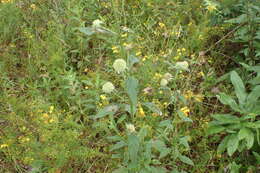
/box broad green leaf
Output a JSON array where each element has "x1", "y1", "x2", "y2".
[
  {"x1": 143, "y1": 102, "x2": 162, "y2": 116},
  {"x1": 92, "y1": 105, "x2": 117, "y2": 119},
  {"x1": 110, "y1": 141, "x2": 127, "y2": 151},
  {"x1": 127, "y1": 55, "x2": 139, "y2": 69},
  {"x1": 225, "y1": 14, "x2": 247, "y2": 24},
  {"x1": 179, "y1": 136, "x2": 190, "y2": 149},
  {"x1": 245, "y1": 121, "x2": 260, "y2": 129},
  {"x1": 217, "y1": 93, "x2": 240, "y2": 112},
  {"x1": 247, "y1": 85, "x2": 260, "y2": 104},
  {"x1": 78, "y1": 27, "x2": 94, "y2": 35},
  {"x1": 253, "y1": 152, "x2": 260, "y2": 164},
  {"x1": 152, "y1": 140, "x2": 171, "y2": 158},
  {"x1": 178, "y1": 155, "x2": 194, "y2": 166},
  {"x1": 244, "y1": 129, "x2": 254, "y2": 149},
  {"x1": 228, "y1": 162, "x2": 241, "y2": 173},
  {"x1": 230, "y1": 71, "x2": 247, "y2": 105},
  {"x1": 207, "y1": 125, "x2": 226, "y2": 135},
  {"x1": 125, "y1": 76, "x2": 139, "y2": 115},
  {"x1": 138, "y1": 127, "x2": 148, "y2": 141},
  {"x1": 150, "y1": 166, "x2": 167, "y2": 173},
  {"x1": 127, "y1": 134, "x2": 139, "y2": 163},
  {"x1": 211, "y1": 114, "x2": 240, "y2": 124},
  {"x1": 227, "y1": 134, "x2": 239, "y2": 156},
  {"x1": 217, "y1": 135, "x2": 230, "y2": 154},
  {"x1": 112, "y1": 167, "x2": 128, "y2": 173},
  {"x1": 238, "y1": 128, "x2": 250, "y2": 140}
]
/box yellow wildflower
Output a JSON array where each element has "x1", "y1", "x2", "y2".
[
  {"x1": 100, "y1": 95, "x2": 107, "y2": 100},
  {"x1": 181, "y1": 106, "x2": 190, "y2": 116},
  {"x1": 138, "y1": 105, "x2": 145, "y2": 117},
  {"x1": 194, "y1": 94, "x2": 204, "y2": 102},
  {"x1": 184, "y1": 90, "x2": 194, "y2": 100},
  {"x1": 121, "y1": 33, "x2": 128, "y2": 38},
  {"x1": 30, "y1": 4, "x2": 36, "y2": 9},
  {"x1": 0, "y1": 144, "x2": 9, "y2": 148},
  {"x1": 158, "y1": 22, "x2": 165, "y2": 28},
  {"x1": 49, "y1": 106, "x2": 54, "y2": 113},
  {"x1": 136, "y1": 51, "x2": 142, "y2": 56},
  {"x1": 112, "y1": 46, "x2": 119, "y2": 53}
]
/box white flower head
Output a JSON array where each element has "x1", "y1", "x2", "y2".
[
  {"x1": 113, "y1": 59, "x2": 127, "y2": 73},
  {"x1": 163, "y1": 73, "x2": 173, "y2": 81},
  {"x1": 160, "y1": 78, "x2": 168, "y2": 87},
  {"x1": 126, "y1": 124, "x2": 135, "y2": 133},
  {"x1": 92, "y1": 19, "x2": 103, "y2": 28},
  {"x1": 102, "y1": 82, "x2": 115, "y2": 93},
  {"x1": 175, "y1": 61, "x2": 189, "y2": 71}
]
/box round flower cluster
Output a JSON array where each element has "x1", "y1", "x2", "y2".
[
  {"x1": 113, "y1": 59, "x2": 127, "y2": 73},
  {"x1": 126, "y1": 124, "x2": 135, "y2": 133},
  {"x1": 175, "y1": 61, "x2": 189, "y2": 71},
  {"x1": 102, "y1": 82, "x2": 115, "y2": 93},
  {"x1": 160, "y1": 72, "x2": 173, "y2": 87}
]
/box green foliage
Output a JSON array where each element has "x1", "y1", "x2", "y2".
[{"x1": 208, "y1": 71, "x2": 260, "y2": 167}]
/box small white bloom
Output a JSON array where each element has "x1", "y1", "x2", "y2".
[
  {"x1": 175, "y1": 61, "x2": 189, "y2": 71},
  {"x1": 92, "y1": 19, "x2": 103, "y2": 28},
  {"x1": 163, "y1": 73, "x2": 173, "y2": 81},
  {"x1": 102, "y1": 82, "x2": 115, "y2": 93},
  {"x1": 160, "y1": 79, "x2": 168, "y2": 87},
  {"x1": 126, "y1": 124, "x2": 135, "y2": 133},
  {"x1": 113, "y1": 59, "x2": 127, "y2": 73}
]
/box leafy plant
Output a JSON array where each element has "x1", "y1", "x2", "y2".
[{"x1": 208, "y1": 71, "x2": 260, "y2": 156}]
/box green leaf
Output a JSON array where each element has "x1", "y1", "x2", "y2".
[
  {"x1": 227, "y1": 134, "x2": 239, "y2": 156},
  {"x1": 127, "y1": 55, "x2": 139, "y2": 69},
  {"x1": 245, "y1": 129, "x2": 254, "y2": 149},
  {"x1": 178, "y1": 155, "x2": 194, "y2": 166},
  {"x1": 211, "y1": 114, "x2": 240, "y2": 124},
  {"x1": 152, "y1": 140, "x2": 171, "y2": 158},
  {"x1": 247, "y1": 85, "x2": 260, "y2": 104},
  {"x1": 127, "y1": 134, "x2": 139, "y2": 163},
  {"x1": 179, "y1": 136, "x2": 190, "y2": 149},
  {"x1": 238, "y1": 128, "x2": 250, "y2": 140},
  {"x1": 110, "y1": 141, "x2": 127, "y2": 151},
  {"x1": 143, "y1": 102, "x2": 162, "y2": 116},
  {"x1": 112, "y1": 167, "x2": 128, "y2": 173},
  {"x1": 253, "y1": 152, "x2": 260, "y2": 164},
  {"x1": 217, "y1": 135, "x2": 230, "y2": 154},
  {"x1": 125, "y1": 76, "x2": 139, "y2": 115},
  {"x1": 78, "y1": 27, "x2": 94, "y2": 35},
  {"x1": 225, "y1": 14, "x2": 247, "y2": 24},
  {"x1": 217, "y1": 93, "x2": 240, "y2": 112},
  {"x1": 207, "y1": 125, "x2": 226, "y2": 135},
  {"x1": 92, "y1": 105, "x2": 117, "y2": 119},
  {"x1": 230, "y1": 71, "x2": 247, "y2": 105}
]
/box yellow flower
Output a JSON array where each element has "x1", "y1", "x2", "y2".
[
  {"x1": 121, "y1": 33, "x2": 128, "y2": 38},
  {"x1": 136, "y1": 51, "x2": 142, "y2": 56},
  {"x1": 1, "y1": 0, "x2": 12, "y2": 3},
  {"x1": 49, "y1": 106, "x2": 54, "y2": 113},
  {"x1": 138, "y1": 105, "x2": 145, "y2": 117},
  {"x1": 181, "y1": 106, "x2": 190, "y2": 116},
  {"x1": 112, "y1": 46, "x2": 119, "y2": 53},
  {"x1": 184, "y1": 90, "x2": 194, "y2": 100},
  {"x1": 194, "y1": 94, "x2": 204, "y2": 102},
  {"x1": 158, "y1": 22, "x2": 165, "y2": 28},
  {"x1": 100, "y1": 94, "x2": 107, "y2": 100},
  {"x1": 0, "y1": 144, "x2": 9, "y2": 148},
  {"x1": 30, "y1": 4, "x2": 36, "y2": 9}
]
